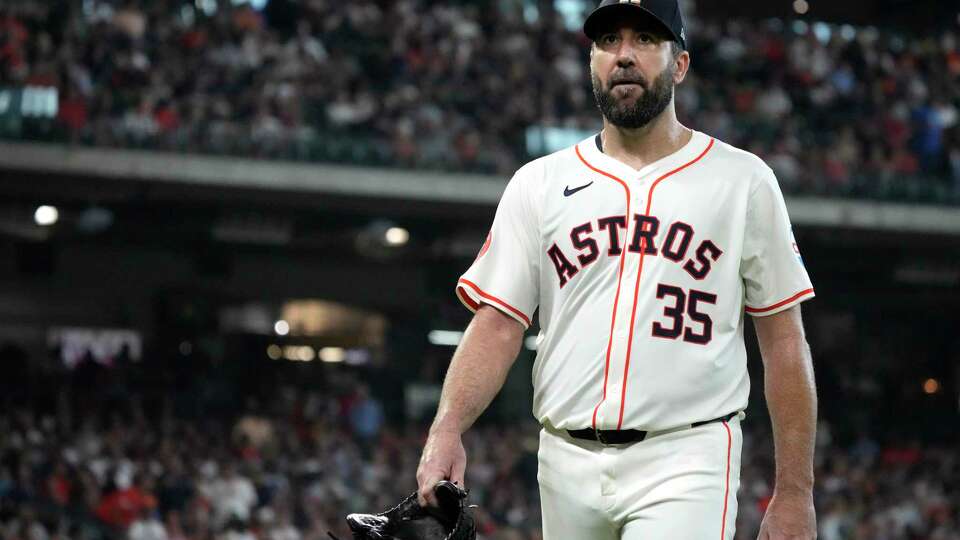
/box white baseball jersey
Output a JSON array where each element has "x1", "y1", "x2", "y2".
[{"x1": 456, "y1": 130, "x2": 814, "y2": 431}]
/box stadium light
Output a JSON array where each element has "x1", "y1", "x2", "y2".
[
  {"x1": 792, "y1": 0, "x2": 809, "y2": 15},
  {"x1": 274, "y1": 320, "x2": 290, "y2": 336},
  {"x1": 357, "y1": 220, "x2": 409, "y2": 259},
  {"x1": 923, "y1": 378, "x2": 940, "y2": 394},
  {"x1": 385, "y1": 227, "x2": 410, "y2": 246},
  {"x1": 319, "y1": 347, "x2": 345, "y2": 363},
  {"x1": 266, "y1": 344, "x2": 282, "y2": 360},
  {"x1": 34, "y1": 205, "x2": 59, "y2": 226},
  {"x1": 298, "y1": 346, "x2": 316, "y2": 362},
  {"x1": 283, "y1": 345, "x2": 315, "y2": 362}
]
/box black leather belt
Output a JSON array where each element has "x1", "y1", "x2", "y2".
[{"x1": 566, "y1": 411, "x2": 739, "y2": 445}]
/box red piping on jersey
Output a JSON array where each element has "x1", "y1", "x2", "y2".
[
  {"x1": 456, "y1": 278, "x2": 532, "y2": 327},
  {"x1": 617, "y1": 137, "x2": 715, "y2": 429},
  {"x1": 574, "y1": 144, "x2": 630, "y2": 430},
  {"x1": 745, "y1": 288, "x2": 815, "y2": 314},
  {"x1": 720, "y1": 421, "x2": 732, "y2": 540}
]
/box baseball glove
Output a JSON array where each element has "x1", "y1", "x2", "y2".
[{"x1": 328, "y1": 481, "x2": 476, "y2": 540}]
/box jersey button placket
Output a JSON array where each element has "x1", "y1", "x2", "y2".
[
  {"x1": 605, "y1": 217, "x2": 639, "y2": 430},
  {"x1": 612, "y1": 181, "x2": 646, "y2": 431}
]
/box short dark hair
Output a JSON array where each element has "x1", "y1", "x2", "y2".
[{"x1": 669, "y1": 41, "x2": 683, "y2": 58}]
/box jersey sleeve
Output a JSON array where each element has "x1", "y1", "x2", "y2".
[
  {"x1": 455, "y1": 167, "x2": 540, "y2": 328},
  {"x1": 740, "y1": 165, "x2": 815, "y2": 316}
]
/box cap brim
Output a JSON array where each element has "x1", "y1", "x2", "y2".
[{"x1": 583, "y1": 4, "x2": 681, "y2": 47}]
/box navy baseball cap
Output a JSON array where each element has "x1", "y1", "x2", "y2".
[{"x1": 583, "y1": 0, "x2": 687, "y2": 50}]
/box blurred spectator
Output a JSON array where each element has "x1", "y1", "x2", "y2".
[
  {"x1": 57, "y1": 87, "x2": 89, "y2": 140},
  {"x1": 95, "y1": 473, "x2": 157, "y2": 529},
  {"x1": 347, "y1": 384, "x2": 384, "y2": 445},
  {"x1": 0, "y1": 0, "x2": 955, "y2": 202},
  {"x1": 234, "y1": 401, "x2": 275, "y2": 459},
  {"x1": 44, "y1": 461, "x2": 71, "y2": 508},
  {"x1": 201, "y1": 463, "x2": 257, "y2": 529},
  {"x1": 164, "y1": 511, "x2": 188, "y2": 540},
  {"x1": 262, "y1": 508, "x2": 300, "y2": 540},
  {"x1": 3, "y1": 507, "x2": 50, "y2": 540},
  {"x1": 0, "y1": 377, "x2": 957, "y2": 540},
  {"x1": 129, "y1": 507, "x2": 168, "y2": 540}
]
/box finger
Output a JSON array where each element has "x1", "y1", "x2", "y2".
[
  {"x1": 418, "y1": 473, "x2": 443, "y2": 507},
  {"x1": 451, "y1": 458, "x2": 466, "y2": 488},
  {"x1": 417, "y1": 486, "x2": 436, "y2": 507}
]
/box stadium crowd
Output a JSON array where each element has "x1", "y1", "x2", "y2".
[
  {"x1": 1, "y1": 0, "x2": 959, "y2": 200},
  {"x1": 0, "y1": 355, "x2": 958, "y2": 540}
]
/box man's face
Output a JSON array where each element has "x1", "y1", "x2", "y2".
[{"x1": 590, "y1": 22, "x2": 685, "y2": 129}]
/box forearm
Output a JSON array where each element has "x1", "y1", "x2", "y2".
[
  {"x1": 757, "y1": 310, "x2": 818, "y2": 494},
  {"x1": 430, "y1": 305, "x2": 525, "y2": 435},
  {"x1": 763, "y1": 339, "x2": 817, "y2": 492}
]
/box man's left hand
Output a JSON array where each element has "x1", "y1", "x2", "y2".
[{"x1": 757, "y1": 490, "x2": 817, "y2": 539}]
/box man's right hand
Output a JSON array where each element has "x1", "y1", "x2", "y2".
[{"x1": 416, "y1": 429, "x2": 466, "y2": 507}]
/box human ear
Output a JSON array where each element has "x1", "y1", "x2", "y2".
[{"x1": 673, "y1": 50, "x2": 690, "y2": 84}]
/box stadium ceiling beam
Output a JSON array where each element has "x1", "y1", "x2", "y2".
[{"x1": 0, "y1": 141, "x2": 958, "y2": 236}]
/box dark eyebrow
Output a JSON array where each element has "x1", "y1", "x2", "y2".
[{"x1": 632, "y1": 27, "x2": 667, "y2": 38}]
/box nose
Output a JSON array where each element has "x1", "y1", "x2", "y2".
[{"x1": 614, "y1": 41, "x2": 638, "y2": 68}]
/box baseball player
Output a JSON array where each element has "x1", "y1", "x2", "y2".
[{"x1": 417, "y1": 1, "x2": 818, "y2": 539}]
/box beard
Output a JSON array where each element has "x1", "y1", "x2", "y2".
[{"x1": 592, "y1": 66, "x2": 675, "y2": 129}]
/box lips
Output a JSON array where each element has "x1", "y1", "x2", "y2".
[
  {"x1": 610, "y1": 79, "x2": 645, "y2": 89},
  {"x1": 610, "y1": 81, "x2": 645, "y2": 93}
]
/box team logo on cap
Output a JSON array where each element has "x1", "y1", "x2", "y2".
[{"x1": 618, "y1": 0, "x2": 642, "y2": 4}]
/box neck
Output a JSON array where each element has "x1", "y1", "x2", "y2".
[{"x1": 600, "y1": 106, "x2": 692, "y2": 170}]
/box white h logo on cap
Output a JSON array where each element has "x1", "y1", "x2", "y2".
[{"x1": 618, "y1": 0, "x2": 642, "y2": 4}]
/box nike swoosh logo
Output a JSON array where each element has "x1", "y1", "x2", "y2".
[{"x1": 564, "y1": 181, "x2": 594, "y2": 197}]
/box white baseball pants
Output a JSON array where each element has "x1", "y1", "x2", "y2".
[{"x1": 537, "y1": 415, "x2": 743, "y2": 540}]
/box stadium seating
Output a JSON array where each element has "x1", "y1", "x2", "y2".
[{"x1": 0, "y1": 1, "x2": 957, "y2": 202}]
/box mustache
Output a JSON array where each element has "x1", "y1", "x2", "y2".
[{"x1": 608, "y1": 72, "x2": 649, "y2": 89}]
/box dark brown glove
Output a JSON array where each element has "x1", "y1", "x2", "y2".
[{"x1": 328, "y1": 481, "x2": 476, "y2": 540}]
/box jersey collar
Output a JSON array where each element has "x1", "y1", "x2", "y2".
[{"x1": 577, "y1": 129, "x2": 710, "y2": 180}]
